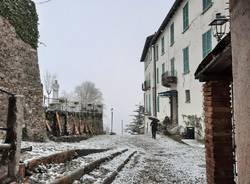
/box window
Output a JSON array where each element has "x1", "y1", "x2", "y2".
[
  {"x1": 203, "y1": 0, "x2": 212, "y2": 11},
  {"x1": 202, "y1": 29, "x2": 212, "y2": 58},
  {"x1": 170, "y1": 23, "x2": 175, "y2": 46},
  {"x1": 183, "y1": 2, "x2": 189, "y2": 31},
  {"x1": 183, "y1": 47, "x2": 190, "y2": 74},
  {"x1": 162, "y1": 63, "x2": 165, "y2": 74},
  {"x1": 155, "y1": 45, "x2": 159, "y2": 61},
  {"x1": 156, "y1": 68, "x2": 159, "y2": 84},
  {"x1": 185, "y1": 90, "x2": 191, "y2": 103},
  {"x1": 170, "y1": 58, "x2": 175, "y2": 76},
  {"x1": 157, "y1": 96, "x2": 160, "y2": 112},
  {"x1": 161, "y1": 37, "x2": 165, "y2": 55}
]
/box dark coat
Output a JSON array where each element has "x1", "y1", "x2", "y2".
[{"x1": 150, "y1": 120, "x2": 159, "y2": 131}]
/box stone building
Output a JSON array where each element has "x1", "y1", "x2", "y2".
[
  {"x1": 0, "y1": 1, "x2": 46, "y2": 141},
  {"x1": 140, "y1": 0, "x2": 229, "y2": 140}
]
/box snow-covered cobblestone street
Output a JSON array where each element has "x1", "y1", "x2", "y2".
[{"x1": 22, "y1": 134, "x2": 206, "y2": 184}]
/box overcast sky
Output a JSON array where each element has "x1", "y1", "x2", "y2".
[{"x1": 36, "y1": 0, "x2": 175, "y2": 134}]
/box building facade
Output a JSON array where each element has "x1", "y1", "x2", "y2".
[{"x1": 141, "y1": 0, "x2": 229, "y2": 139}]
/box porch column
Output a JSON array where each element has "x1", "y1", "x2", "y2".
[
  {"x1": 230, "y1": 1, "x2": 250, "y2": 183},
  {"x1": 203, "y1": 81, "x2": 234, "y2": 184}
]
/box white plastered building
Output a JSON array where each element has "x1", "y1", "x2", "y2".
[{"x1": 141, "y1": 0, "x2": 229, "y2": 139}]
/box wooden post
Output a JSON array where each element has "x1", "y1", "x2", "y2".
[{"x1": 7, "y1": 95, "x2": 23, "y2": 179}]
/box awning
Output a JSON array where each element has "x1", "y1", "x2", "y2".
[
  {"x1": 195, "y1": 33, "x2": 232, "y2": 82},
  {"x1": 158, "y1": 90, "x2": 177, "y2": 97}
]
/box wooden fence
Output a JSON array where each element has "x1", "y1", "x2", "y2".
[{"x1": 0, "y1": 87, "x2": 23, "y2": 182}]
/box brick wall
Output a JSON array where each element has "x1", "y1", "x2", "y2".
[{"x1": 203, "y1": 81, "x2": 234, "y2": 184}]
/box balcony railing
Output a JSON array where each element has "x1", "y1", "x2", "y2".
[
  {"x1": 161, "y1": 70, "x2": 177, "y2": 87},
  {"x1": 142, "y1": 80, "x2": 151, "y2": 91}
]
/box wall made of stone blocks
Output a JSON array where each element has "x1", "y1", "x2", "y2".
[{"x1": 0, "y1": 16, "x2": 45, "y2": 141}]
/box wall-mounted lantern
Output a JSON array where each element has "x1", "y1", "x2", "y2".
[{"x1": 209, "y1": 13, "x2": 229, "y2": 41}]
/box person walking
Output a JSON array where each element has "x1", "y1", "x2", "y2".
[{"x1": 149, "y1": 116, "x2": 159, "y2": 139}]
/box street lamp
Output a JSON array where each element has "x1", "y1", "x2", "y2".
[
  {"x1": 209, "y1": 13, "x2": 229, "y2": 42},
  {"x1": 110, "y1": 108, "x2": 114, "y2": 134}
]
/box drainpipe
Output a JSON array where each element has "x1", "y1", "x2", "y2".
[{"x1": 152, "y1": 45, "x2": 157, "y2": 117}]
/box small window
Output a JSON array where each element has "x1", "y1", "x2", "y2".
[
  {"x1": 202, "y1": 29, "x2": 212, "y2": 58},
  {"x1": 170, "y1": 23, "x2": 175, "y2": 46},
  {"x1": 161, "y1": 37, "x2": 165, "y2": 55},
  {"x1": 183, "y1": 2, "x2": 189, "y2": 31},
  {"x1": 185, "y1": 90, "x2": 191, "y2": 103},
  {"x1": 183, "y1": 47, "x2": 190, "y2": 74},
  {"x1": 203, "y1": 0, "x2": 212, "y2": 11}
]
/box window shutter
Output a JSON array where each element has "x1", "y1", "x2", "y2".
[
  {"x1": 183, "y1": 47, "x2": 189, "y2": 74},
  {"x1": 202, "y1": 32, "x2": 206, "y2": 58},
  {"x1": 171, "y1": 58, "x2": 175, "y2": 76},
  {"x1": 183, "y1": 2, "x2": 189, "y2": 31},
  {"x1": 207, "y1": 29, "x2": 212, "y2": 53}
]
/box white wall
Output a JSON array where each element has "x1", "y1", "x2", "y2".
[{"x1": 143, "y1": 0, "x2": 229, "y2": 137}]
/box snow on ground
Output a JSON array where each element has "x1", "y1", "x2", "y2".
[
  {"x1": 21, "y1": 134, "x2": 206, "y2": 184},
  {"x1": 29, "y1": 148, "x2": 127, "y2": 183}
]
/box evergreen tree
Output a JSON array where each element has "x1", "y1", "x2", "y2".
[{"x1": 126, "y1": 105, "x2": 145, "y2": 134}]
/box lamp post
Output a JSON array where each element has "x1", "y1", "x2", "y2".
[
  {"x1": 110, "y1": 108, "x2": 114, "y2": 134},
  {"x1": 209, "y1": 13, "x2": 229, "y2": 42}
]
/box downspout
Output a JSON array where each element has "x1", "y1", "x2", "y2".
[{"x1": 153, "y1": 45, "x2": 157, "y2": 117}]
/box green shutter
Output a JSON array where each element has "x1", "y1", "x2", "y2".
[
  {"x1": 157, "y1": 96, "x2": 160, "y2": 112},
  {"x1": 162, "y1": 63, "x2": 165, "y2": 74},
  {"x1": 161, "y1": 37, "x2": 165, "y2": 55},
  {"x1": 203, "y1": 0, "x2": 212, "y2": 11},
  {"x1": 170, "y1": 23, "x2": 174, "y2": 45},
  {"x1": 183, "y1": 2, "x2": 189, "y2": 31},
  {"x1": 207, "y1": 29, "x2": 212, "y2": 53},
  {"x1": 183, "y1": 47, "x2": 189, "y2": 74},
  {"x1": 171, "y1": 58, "x2": 175, "y2": 76},
  {"x1": 202, "y1": 29, "x2": 212, "y2": 58},
  {"x1": 157, "y1": 68, "x2": 159, "y2": 84}
]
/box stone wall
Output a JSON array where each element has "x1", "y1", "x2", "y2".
[
  {"x1": 230, "y1": 1, "x2": 250, "y2": 183},
  {"x1": 0, "y1": 0, "x2": 46, "y2": 141}
]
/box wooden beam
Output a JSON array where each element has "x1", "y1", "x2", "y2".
[
  {"x1": 7, "y1": 95, "x2": 23, "y2": 179},
  {"x1": 0, "y1": 143, "x2": 11, "y2": 150}
]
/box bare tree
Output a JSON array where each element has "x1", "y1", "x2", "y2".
[
  {"x1": 75, "y1": 81, "x2": 103, "y2": 110},
  {"x1": 43, "y1": 71, "x2": 56, "y2": 105}
]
